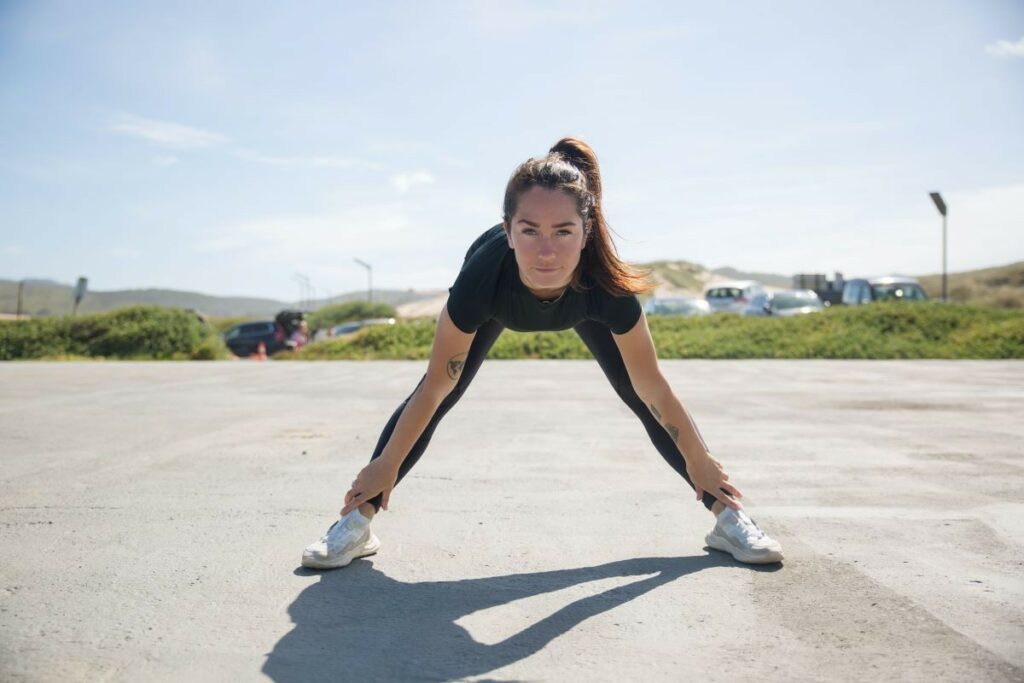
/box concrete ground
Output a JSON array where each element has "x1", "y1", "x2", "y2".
[{"x1": 1, "y1": 360, "x2": 1022, "y2": 682}]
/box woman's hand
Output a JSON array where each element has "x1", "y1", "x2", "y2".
[
  {"x1": 340, "y1": 458, "x2": 400, "y2": 516},
  {"x1": 688, "y1": 453, "x2": 744, "y2": 511}
]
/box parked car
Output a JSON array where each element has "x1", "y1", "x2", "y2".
[
  {"x1": 329, "y1": 317, "x2": 397, "y2": 338},
  {"x1": 643, "y1": 296, "x2": 711, "y2": 317},
  {"x1": 223, "y1": 309, "x2": 308, "y2": 357},
  {"x1": 223, "y1": 320, "x2": 288, "y2": 357},
  {"x1": 742, "y1": 289, "x2": 825, "y2": 317},
  {"x1": 842, "y1": 276, "x2": 929, "y2": 305},
  {"x1": 704, "y1": 280, "x2": 767, "y2": 313}
]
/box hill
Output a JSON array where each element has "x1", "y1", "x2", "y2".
[
  {"x1": 3, "y1": 259, "x2": 1020, "y2": 320},
  {"x1": 916, "y1": 261, "x2": 1024, "y2": 309},
  {"x1": 0, "y1": 279, "x2": 439, "y2": 319}
]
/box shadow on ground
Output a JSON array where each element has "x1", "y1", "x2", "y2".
[{"x1": 264, "y1": 553, "x2": 780, "y2": 682}]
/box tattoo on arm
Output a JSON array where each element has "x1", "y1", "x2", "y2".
[
  {"x1": 446, "y1": 352, "x2": 468, "y2": 380},
  {"x1": 665, "y1": 424, "x2": 680, "y2": 444},
  {"x1": 649, "y1": 401, "x2": 679, "y2": 445}
]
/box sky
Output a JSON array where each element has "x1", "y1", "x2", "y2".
[{"x1": 1, "y1": 1, "x2": 1022, "y2": 302}]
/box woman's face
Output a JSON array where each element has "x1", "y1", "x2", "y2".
[{"x1": 504, "y1": 186, "x2": 588, "y2": 296}]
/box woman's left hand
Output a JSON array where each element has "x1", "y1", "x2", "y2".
[{"x1": 688, "y1": 452, "x2": 744, "y2": 511}]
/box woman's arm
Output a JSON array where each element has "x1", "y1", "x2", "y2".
[
  {"x1": 641, "y1": 382, "x2": 711, "y2": 466},
  {"x1": 612, "y1": 310, "x2": 744, "y2": 509},
  {"x1": 341, "y1": 303, "x2": 475, "y2": 515},
  {"x1": 375, "y1": 303, "x2": 473, "y2": 468}
]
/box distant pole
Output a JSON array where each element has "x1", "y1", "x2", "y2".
[
  {"x1": 354, "y1": 258, "x2": 373, "y2": 304},
  {"x1": 291, "y1": 272, "x2": 308, "y2": 310},
  {"x1": 72, "y1": 277, "x2": 88, "y2": 316},
  {"x1": 929, "y1": 192, "x2": 948, "y2": 302}
]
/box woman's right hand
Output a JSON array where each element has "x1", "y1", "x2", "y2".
[{"x1": 340, "y1": 457, "x2": 400, "y2": 516}]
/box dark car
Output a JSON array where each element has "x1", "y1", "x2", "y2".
[
  {"x1": 223, "y1": 321, "x2": 288, "y2": 357},
  {"x1": 842, "y1": 276, "x2": 929, "y2": 305}
]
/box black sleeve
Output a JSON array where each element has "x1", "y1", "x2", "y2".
[
  {"x1": 446, "y1": 227, "x2": 503, "y2": 334},
  {"x1": 600, "y1": 293, "x2": 643, "y2": 334}
]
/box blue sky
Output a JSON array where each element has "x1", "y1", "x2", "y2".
[{"x1": 1, "y1": 1, "x2": 1022, "y2": 301}]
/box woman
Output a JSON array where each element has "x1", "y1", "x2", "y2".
[{"x1": 302, "y1": 137, "x2": 783, "y2": 569}]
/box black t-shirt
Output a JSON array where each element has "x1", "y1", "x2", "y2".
[{"x1": 446, "y1": 224, "x2": 643, "y2": 334}]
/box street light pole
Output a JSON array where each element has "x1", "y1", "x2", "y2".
[
  {"x1": 291, "y1": 272, "x2": 310, "y2": 310},
  {"x1": 353, "y1": 258, "x2": 372, "y2": 304},
  {"x1": 929, "y1": 192, "x2": 948, "y2": 302}
]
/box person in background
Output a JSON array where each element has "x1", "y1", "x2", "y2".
[{"x1": 289, "y1": 320, "x2": 310, "y2": 349}]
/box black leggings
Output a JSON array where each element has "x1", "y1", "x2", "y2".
[{"x1": 365, "y1": 318, "x2": 722, "y2": 513}]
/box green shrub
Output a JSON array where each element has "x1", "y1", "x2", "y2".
[
  {"x1": 289, "y1": 301, "x2": 1023, "y2": 360},
  {"x1": 5, "y1": 300, "x2": 1020, "y2": 361},
  {"x1": 0, "y1": 305, "x2": 231, "y2": 360}
]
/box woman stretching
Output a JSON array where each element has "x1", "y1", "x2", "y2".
[{"x1": 302, "y1": 137, "x2": 783, "y2": 569}]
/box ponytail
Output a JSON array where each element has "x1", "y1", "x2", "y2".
[{"x1": 502, "y1": 136, "x2": 655, "y2": 298}]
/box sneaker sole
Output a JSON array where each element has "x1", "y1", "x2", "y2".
[
  {"x1": 705, "y1": 532, "x2": 784, "y2": 564},
  {"x1": 301, "y1": 531, "x2": 381, "y2": 570}
]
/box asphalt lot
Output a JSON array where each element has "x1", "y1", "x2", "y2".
[{"x1": 1, "y1": 360, "x2": 1022, "y2": 682}]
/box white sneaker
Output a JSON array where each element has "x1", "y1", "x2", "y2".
[
  {"x1": 705, "y1": 507, "x2": 784, "y2": 564},
  {"x1": 301, "y1": 509, "x2": 381, "y2": 569}
]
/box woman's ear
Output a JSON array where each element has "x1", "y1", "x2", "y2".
[{"x1": 503, "y1": 221, "x2": 514, "y2": 249}]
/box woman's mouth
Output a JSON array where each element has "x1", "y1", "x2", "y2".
[{"x1": 535, "y1": 267, "x2": 559, "y2": 273}]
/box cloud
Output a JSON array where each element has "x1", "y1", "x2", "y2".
[
  {"x1": 391, "y1": 171, "x2": 435, "y2": 192},
  {"x1": 108, "y1": 114, "x2": 381, "y2": 172},
  {"x1": 2, "y1": 245, "x2": 28, "y2": 256},
  {"x1": 232, "y1": 149, "x2": 383, "y2": 171},
  {"x1": 111, "y1": 247, "x2": 140, "y2": 258},
  {"x1": 985, "y1": 36, "x2": 1024, "y2": 58},
  {"x1": 109, "y1": 114, "x2": 229, "y2": 148}
]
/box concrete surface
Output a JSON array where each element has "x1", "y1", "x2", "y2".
[{"x1": 1, "y1": 360, "x2": 1022, "y2": 682}]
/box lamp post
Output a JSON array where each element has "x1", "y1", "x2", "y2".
[
  {"x1": 354, "y1": 258, "x2": 373, "y2": 304},
  {"x1": 929, "y1": 192, "x2": 947, "y2": 302},
  {"x1": 291, "y1": 272, "x2": 311, "y2": 310}
]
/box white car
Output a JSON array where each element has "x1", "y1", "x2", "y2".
[
  {"x1": 704, "y1": 280, "x2": 767, "y2": 313},
  {"x1": 742, "y1": 289, "x2": 825, "y2": 317},
  {"x1": 643, "y1": 296, "x2": 711, "y2": 317}
]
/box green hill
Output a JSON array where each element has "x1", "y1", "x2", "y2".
[{"x1": 0, "y1": 279, "x2": 435, "y2": 318}]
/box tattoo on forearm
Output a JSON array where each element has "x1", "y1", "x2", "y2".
[
  {"x1": 446, "y1": 352, "x2": 468, "y2": 380},
  {"x1": 649, "y1": 401, "x2": 680, "y2": 445},
  {"x1": 665, "y1": 424, "x2": 680, "y2": 444}
]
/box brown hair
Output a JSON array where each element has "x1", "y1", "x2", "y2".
[{"x1": 501, "y1": 136, "x2": 656, "y2": 298}]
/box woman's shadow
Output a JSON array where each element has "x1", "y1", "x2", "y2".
[{"x1": 263, "y1": 552, "x2": 779, "y2": 682}]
